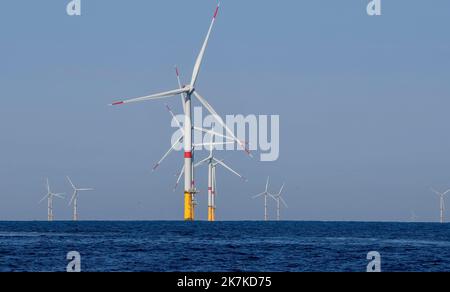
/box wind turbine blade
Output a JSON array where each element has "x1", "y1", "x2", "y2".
[
  {"x1": 443, "y1": 189, "x2": 450, "y2": 196},
  {"x1": 190, "y1": 3, "x2": 220, "y2": 88},
  {"x1": 252, "y1": 192, "x2": 265, "y2": 199},
  {"x1": 66, "y1": 176, "x2": 76, "y2": 190},
  {"x1": 193, "y1": 91, "x2": 251, "y2": 156},
  {"x1": 431, "y1": 188, "x2": 441, "y2": 196},
  {"x1": 153, "y1": 135, "x2": 184, "y2": 171},
  {"x1": 53, "y1": 193, "x2": 65, "y2": 199},
  {"x1": 268, "y1": 193, "x2": 277, "y2": 201},
  {"x1": 69, "y1": 192, "x2": 76, "y2": 206},
  {"x1": 39, "y1": 194, "x2": 48, "y2": 204},
  {"x1": 78, "y1": 188, "x2": 94, "y2": 191},
  {"x1": 214, "y1": 159, "x2": 245, "y2": 180},
  {"x1": 110, "y1": 88, "x2": 189, "y2": 106},
  {"x1": 46, "y1": 178, "x2": 50, "y2": 194},
  {"x1": 165, "y1": 104, "x2": 184, "y2": 133},
  {"x1": 280, "y1": 197, "x2": 288, "y2": 208},
  {"x1": 174, "y1": 164, "x2": 185, "y2": 191},
  {"x1": 194, "y1": 157, "x2": 211, "y2": 168},
  {"x1": 278, "y1": 184, "x2": 285, "y2": 196},
  {"x1": 193, "y1": 142, "x2": 235, "y2": 148},
  {"x1": 265, "y1": 177, "x2": 270, "y2": 193},
  {"x1": 174, "y1": 66, "x2": 187, "y2": 114}
]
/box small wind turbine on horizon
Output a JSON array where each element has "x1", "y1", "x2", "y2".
[
  {"x1": 431, "y1": 188, "x2": 450, "y2": 224},
  {"x1": 271, "y1": 183, "x2": 288, "y2": 221},
  {"x1": 410, "y1": 210, "x2": 418, "y2": 222},
  {"x1": 67, "y1": 176, "x2": 94, "y2": 221},
  {"x1": 253, "y1": 177, "x2": 275, "y2": 221},
  {"x1": 39, "y1": 178, "x2": 64, "y2": 221}
]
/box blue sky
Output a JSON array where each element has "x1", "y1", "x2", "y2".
[{"x1": 0, "y1": 0, "x2": 449, "y2": 221}]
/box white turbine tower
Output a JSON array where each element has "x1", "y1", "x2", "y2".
[
  {"x1": 431, "y1": 188, "x2": 450, "y2": 224},
  {"x1": 67, "y1": 176, "x2": 94, "y2": 221},
  {"x1": 110, "y1": 3, "x2": 249, "y2": 221},
  {"x1": 195, "y1": 134, "x2": 246, "y2": 221},
  {"x1": 271, "y1": 184, "x2": 287, "y2": 221},
  {"x1": 39, "y1": 178, "x2": 64, "y2": 221},
  {"x1": 253, "y1": 177, "x2": 275, "y2": 221}
]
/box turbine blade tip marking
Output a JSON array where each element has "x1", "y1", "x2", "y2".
[
  {"x1": 111, "y1": 101, "x2": 124, "y2": 106},
  {"x1": 214, "y1": 5, "x2": 220, "y2": 18}
]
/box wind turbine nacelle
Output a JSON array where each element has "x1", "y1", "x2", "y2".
[{"x1": 183, "y1": 85, "x2": 193, "y2": 93}]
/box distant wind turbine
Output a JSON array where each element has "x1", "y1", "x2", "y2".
[
  {"x1": 253, "y1": 177, "x2": 275, "y2": 221},
  {"x1": 67, "y1": 176, "x2": 94, "y2": 221},
  {"x1": 431, "y1": 188, "x2": 450, "y2": 224},
  {"x1": 410, "y1": 210, "x2": 418, "y2": 222},
  {"x1": 39, "y1": 178, "x2": 64, "y2": 221},
  {"x1": 271, "y1": 184, "x2": 287, "y2": 221}
]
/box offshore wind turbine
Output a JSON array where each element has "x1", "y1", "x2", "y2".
[
  {"x1": 271, "y1": 184, "x2": 287, "y2": 221},
  {"x1": 39, "y1": 178, "x2": 64, "y2": 221},
  {"x1": 67, "y1": 176, "x2": 94, "y2": 221},
  {"x1": 253, "y1": 177, "x2": 275, "y2": 221},
  {"x1": 410, "y1": 210, "x2": 418, "y2": 222},
  {"x1": 195, "y1": 134, "x2": 246, "y2": 221},
  {"x1": 431, "y1": 188, "x2": 450, "y2": 223},
  {"x1": 110, "y1": 3, "x2": 248, "y2": 221},
  {"x1": 208, "y1": 158, "x2": 244, "y2": 221}
]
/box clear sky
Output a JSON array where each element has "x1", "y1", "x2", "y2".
[{"x1": 1, "y1": 0, "x2": 449, "y2": 221}]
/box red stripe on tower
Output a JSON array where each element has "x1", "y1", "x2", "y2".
[{"x1": 184, "y1": 152, "x2": 192, "y2": 159}]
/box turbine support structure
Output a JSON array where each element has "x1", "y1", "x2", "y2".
[
  {"x1": 183, "y1": 95, "x2": 194, "y2": 221},
  {"x1": 48, "y1": 196, "x2": 53, "y2": 222}
]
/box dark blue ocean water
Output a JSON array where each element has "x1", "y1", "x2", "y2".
[{"x1": 0, "y1": 221, "x2": 449, "y2": 272}]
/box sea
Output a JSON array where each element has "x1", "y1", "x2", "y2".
[{"x1": 0, "y1": 221, "x2": 449, "y2": 272}]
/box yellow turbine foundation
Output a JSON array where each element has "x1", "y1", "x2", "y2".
[
  {"x1": 192, "y1": 199, "x2": 196, "y2": 221},
  {"x1": 208, "y1": 206, "x2": 216, "y2": 222},
  {"x1": 184, "y1": 192, "x2": 194, "y2": 221}
]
